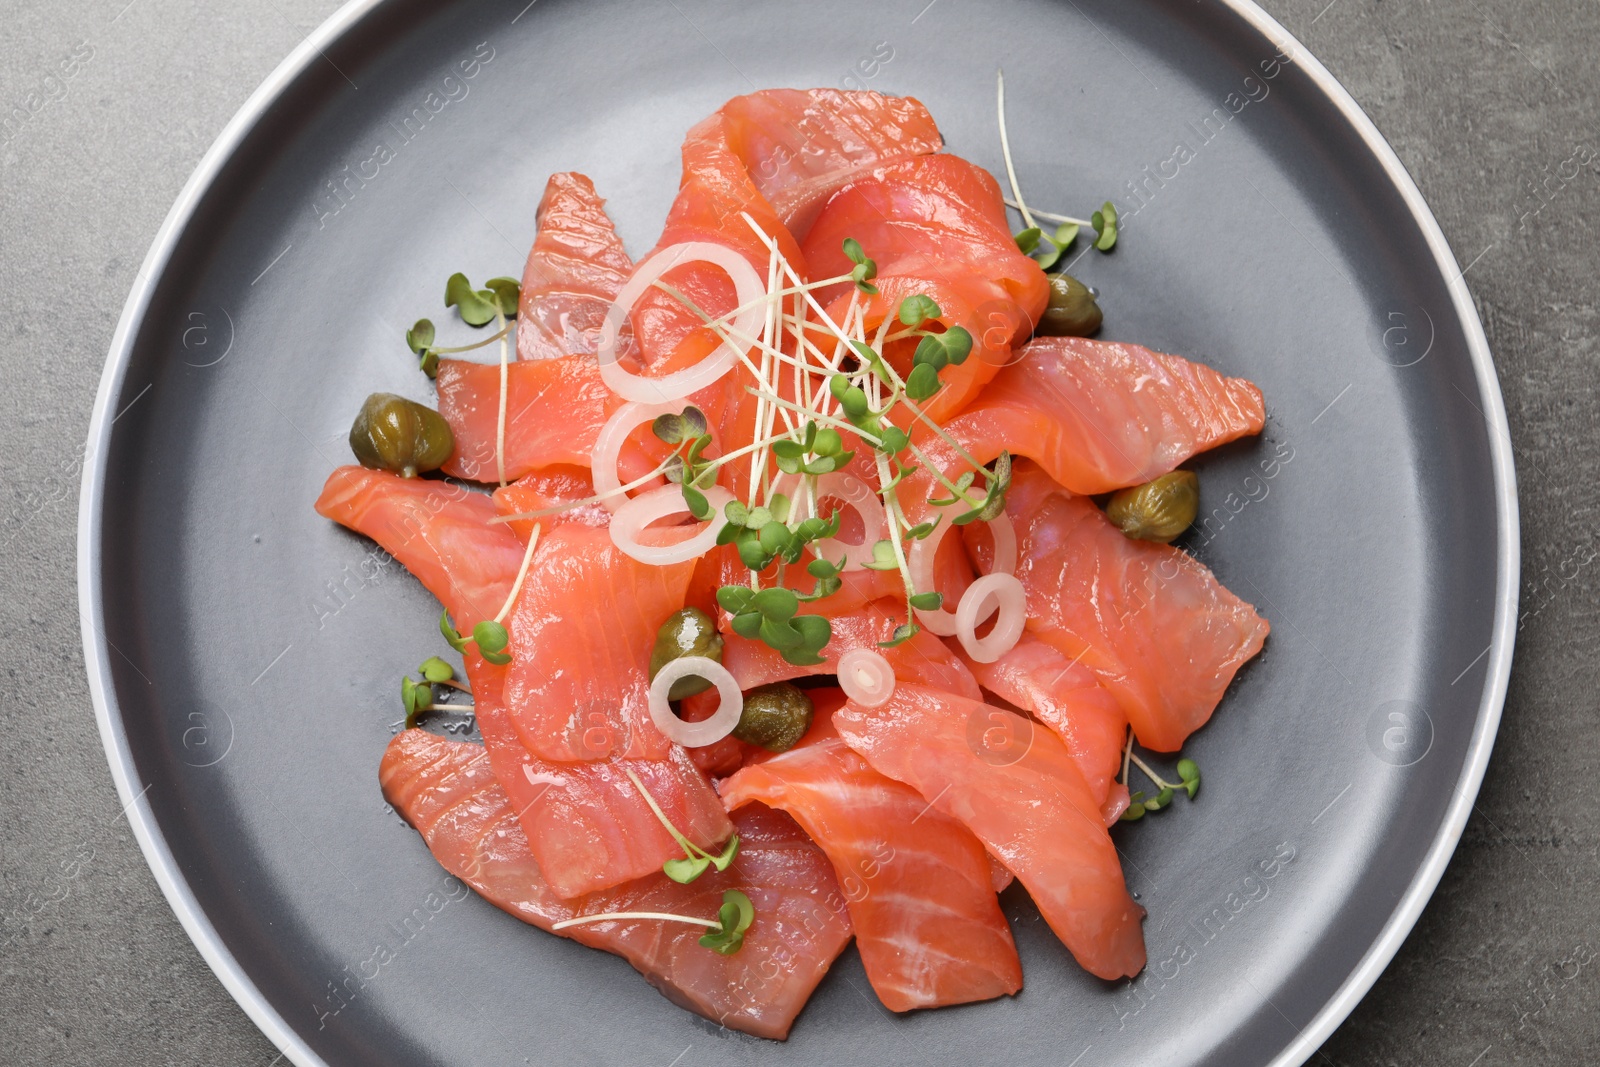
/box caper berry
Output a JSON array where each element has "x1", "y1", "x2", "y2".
[
  {"x1": 732, "y1": 682, "x2": 814, "y2": 753},
  {"x1": 649, "y1": 608, "x2": 725, "y2": 700},
  {"x1": 1105, "y1": 470, "x2": 1199, "y2": 543},
  {"x1": 1036, "y1": 273, "x2": 1103, "y2": 337},
  {"x1": 348, "y1": 393, "x2": 454, "y2": 478}
]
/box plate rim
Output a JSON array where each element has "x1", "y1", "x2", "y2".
[{"x1": 75, "y1": 2, "x2": 1520, "y2": 1064}]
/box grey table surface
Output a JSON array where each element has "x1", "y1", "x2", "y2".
[{"x1": 2, "y1": 0, "x2": 1595, "y2": 1064}]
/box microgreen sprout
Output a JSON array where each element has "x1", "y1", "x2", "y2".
[
  {"x1": 997, "y1": 68, "x2": 1120, "y2": 262},
  {"x1": 550, "y1": 890, "x2": 755, "y2": 956},
  {"x1": 1117, "y1": 729, "x2": 1202, "y2": 821},
  {"x1": 842, "y1": 238, "x2": 879, "y2": 295},
  {"x1": 652, "y1": 405, "x2": 718, "y2": 519},
  {"x1": 405, "y1": 274, "x2": 520, "y2": 377},
  {"x1": 624, "y1": 767, "x2": 740, "y2": 883},
  {"x1": 439, "y1": 610, "x2": 513, "y2": 665},
  {"x1": 445, "y1": 272, "x2": 520, "y2": 327},
  {"x1": 400, "y1": 659, "x2": 474, "y2": 729},
  {"x1": 717, "y1": 585, "x2": 832, "y2": 666}
]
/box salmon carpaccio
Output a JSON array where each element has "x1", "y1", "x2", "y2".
[
  {"x1": 380, "y1": 728, "x2": 851, "y2": 1039},
  {"x1": 315, "y1": 83, "x2": 1280, "y2": 1034},
  {"x1": 835, "y1": 684, "x2": 1147, "y2": 980},
  {"x1": 721, "y1": 712, "x2": 1022, "y2": 1012}
]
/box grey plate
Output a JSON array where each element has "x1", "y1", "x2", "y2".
[{"x1": 78, "y1": 0, "x2": 1517, "y2": 1064}]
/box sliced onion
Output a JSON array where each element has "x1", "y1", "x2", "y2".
[
  {"x1": 611, "y1": 484, "x2": 732, "y2": 566},
  {"x1": 649, "y1": 656, "x2": 743, "y2": 747},
  {"x1": 954, "y1": 573, "x2": 1026, "y2": 663},
  {"x1": 596, "y1": 241, "x2": 765, "y2": 403},
  {"x1": 907, "y1": 509, "x2": 1017, "y2": 636},
  {"x1": 593, "y1": 401, "x2": 682, "y2": 513},
  {"x1": 791, "y1": 472, "x2": 886, "y2": 571},
  {"x1": 838, "y1": 648, "x2": 896, "y2": 708}
]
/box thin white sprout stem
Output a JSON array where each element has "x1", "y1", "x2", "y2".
[
  {"x1": 623, "y1": 767, "x2": 711, "y2": 861},
  {"x1": 495, "y1": 305, "x2": 510, "y2": 487},
  {"x1": 996, "y1": 69, "x2": 1037, "y2": 233},
  {"x1": 493, "y1": 523, "x2": 541, "y2": 624},
  {"x1": 491, "y1": 459, "x2": 674, "y2": 522},
  {"x1": 1002, "y1": 199, "x2": 1092, "y2": 227},
  {"x1": 428, "y1": 321, "x2": 514, "y2": 355},
  {"x1": 1128, "y1": 751, "x2": 1183, "y2": 791}
]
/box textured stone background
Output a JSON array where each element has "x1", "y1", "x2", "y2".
[{"x1": 1, "y1": 1, "x2": 1594, "y2": 1064}]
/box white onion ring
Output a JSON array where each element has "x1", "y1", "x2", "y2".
[
  {"x1": 648, "y1": 656, "x2": 743, "y2": 747},
  {"x1": 596, "y1": 241, "x2": 765, "y2": 403},
  {"x1": 611, "y1": 485, "x2": 733, "y2": 566},
  {"x1": 593, "y1": 401, "x2": 683, "y2": 513},
  {"x1": 790, "y1": 472, "x2": 886, "y2": 571},
  {"x1": 953, "y1": 573, "x2": 1027, "y2": 663},
  {"x1": 838, "y1": 648, "x2": 896, "y2": 708},
  {"x1": 907, "y1": 508, "x2": 1017, "y2": 636}
]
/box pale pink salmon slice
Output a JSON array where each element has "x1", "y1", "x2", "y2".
[{"x1": 381, "y1": 728, "x2": 851, "y2": 1039}]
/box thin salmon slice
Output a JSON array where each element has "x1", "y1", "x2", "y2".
[
  {"x1": 472, "y1": 653, "x2": 735, "y2": 899},
  {"x1": 381, "y1": 729, "x2": 851, "y2": 1039},
  {"x1": 517, "y1": 172, "x2": 636, "y2": 362},
  {"x1": 961, "y1": 635, "x2": 1128, "y2": 810},
  {"x1": 1005, "y1": 461, "x2": 1269, "y2": 752},
  {"x1": 503, "y1": 522, "x2": 698, "y2": 761},
  {"x1": 721, "y1": 718, "x2": 1021, "y2": 1012},
  {"x1": 435, "y1": 356, "x2": 617, "y2": 483},
  {"x1": 802, "y1": 154, "x2": 1050, "y2": 424},
  {"x1": 720, "y1": 597, "x2": 983, "y2": 701},
  {"x1": 315, "y1": 469, "x2": 732, "y2": 897},
  {"x1": 835, "y1": 683, "x2": 1146, "y2": 980},
  {"x1": 313, "y1": 466, "x2": 522, "y2": 625},
  {"x1": 712, "y1": 88, "x2": 943, "y2": 237},
  {"x1": 944, "y1": 336, "x2": 1266, "y2": 495}
]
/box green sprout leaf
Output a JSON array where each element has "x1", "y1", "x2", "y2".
[
  {"x1": 1092, "y1": 201, "x2": 1119, "y2": 252},
  {"x1": 401, "y1": 675, "x2": 434, "y2": 729},
  {"x1": 1177, "y1": 758, "x2": 1201, "y2": 799},
  {"x1": 1014, "y1": 227, "x2": 1043, "y2": 254},
  {"x1": 663, "y1": 855, "x2": 711, "y2": 884},
  {"x1": 418, "y1": 657, "x2": 454, "y2": 683},
  {"x1": 709, "y1": 833, "x2": 739, "y2": 872},
  {"x1": 406, "y1": 318, "x2": 436, "y2": 355},
  {"x1": 473, "y1": 619, "x2": 512, "y2": 665},
  {"x1": 445, "y1": 272, "x2": 499, "y2": 327},
  {"x1": 861, "y1": 540, "x2": 900, "y2": 571},
  {"x1": 1054, "y1": 221, "x2": 1081, "y2": 249},
  {"x1": 878, "y1": 622, "x2": 920, "y2": 648},
  {"x1": 683, "y1": 485, "x2": 712, "y2": 521},
  {"x1": 1120, "y1": 791, "x2": 1148, "y2": 821},
  {"x1": 484, "y1": 276, "x2": 521, "y2": 317},
  {"x1": 905, "y1": 362, "x2": 943, "y2": 401},
  {"x1": 653, "y1": 413, "x2": 687, "y2": 445},
  {"x1": 908, "y1": 591, "x2": 943, "y2": 611},
  {"x1": 439, "y1": 609, "x2": 467, "y2": 653},
  {"x1": 897, "y1": 294, "x2": 941, "y2": 328},
  {"x1": 698, "y1": 890, "x2": 755, "y2": 955}
]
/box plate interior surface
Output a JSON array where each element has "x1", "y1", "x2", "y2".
[{"x1": 84, "y1": 0, "x2": 1512, "y2": 1064}]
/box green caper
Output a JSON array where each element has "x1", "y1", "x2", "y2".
[
  {"x1": 732, "y1": 682, "x2": 814, "y2": 753},
  {"x1": 1036, "y1": 273, "x2": 1103, "y2": 337},
  {"x1": 348, "y1": 393, "x2": 454, "y2": 478},
  {"x1": 649, "y1": 608, "x2": 725, "y2": 700},
  {"x1": 1105, "y1": 470, "x2": 1199, "y2": 543}
]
